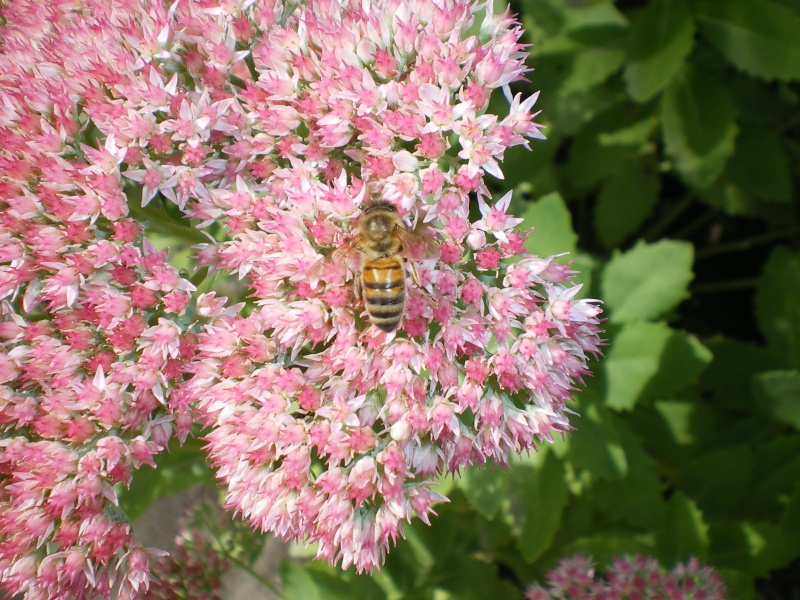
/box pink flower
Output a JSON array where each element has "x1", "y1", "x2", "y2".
[
  {"x1": 169, "y1": 0, "x2": 598, "y2": 575},
  {"x1": 1, "y1": 0, "x2": 601, "y2": 590},
  {"x1": 526, "y1": 554, "x2": 727, "y2": 600}
]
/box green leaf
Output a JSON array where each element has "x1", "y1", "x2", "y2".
[
  {"x1": 595, "y1": 159, "x2": 660, "y2": 248},
  {"x1": 749, "y1": 435, "x2": 800, "y2": 519},
  {"x1": 428, "y1": 554, "x2": 520, "y2": 600},
  {"x1": 604, "y1": 324, "x2": 710, "y2": 411},
  {"x1": 660, "y1": 68, "x2": 738, "y2": 189},
  {"x1": 655, "y1": 492, "x2": 709, "y2": 564},
  {"x1": 566, "y1": 103, "x2": 656, "y2": 189},
  {"x1": 594, "y1": 423, "x2": 665, "y2": 529},
  {"x1": 562, "y1": 48, "x2": 625, "y2": 95},
  {"x1": 562, "y1": 395, "x2": 628, "y2": 479},
  {"x1": 602, "y1": 239, "x2": 694, "y2": 323},
  {"x1": 753, "y1": 370, "x2": 800, "y2": 429},
  {"x1": 521, "y1": 192, "x2": 577, "y2": 258},
  {"x1": 678, "y1": 445, "x2": 754, "y2": 519},
  {"x1": 651, "y1": 398, "x2": 719, "y2": 451},
  {"x1": 281, "y1": 562, "x2": 324, "y2": 600},
  {"x1": 694, "y1": 0, "x2": 800, "y2": 81},
  {"x1": 508, "y1": 453, "x2": 568, "y2": 562},
  {"x1": 561, "y1": 532, "x2": 656, "y2": 567},
  {"x1": 563, "y1": 2, "x2": 628, "y2": 43},
  {"x1": 710, "y1": 521, "x2": 796, "y2": 576},
  {"x1": 644, "y1": 330, "x2": 712, "y2": 398},
  {"x1": 458, "y1": 465, "x2": 508, "y2": 520},
  {"x1": 624, "y1": 0, "x2": 695, "y2": 102},
  {"x1": 755, "y1": 247, "x2": 800, "y2": 365},
  {"x1": 604, "y1": 322, "x2": 671, "y2": 410},
  {"x1": 281, "y1": 562, "x2": 386, "y2": 600},
  {"x1": 718, "y1": 569, "x2": 759, "y2": 600},
  {"x1": 726, "y1": 126, "x2": 793, "y2": 203}
]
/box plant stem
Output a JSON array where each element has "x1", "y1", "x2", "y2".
[
  {"x1": 691, "y1": 278, "x2": 759, "y2": 294},
  {"x1": 224, "y1": 552, "x2": 284, "y2": 598},
  {"x1": 671, "y1": 209, "x2": 714, "y2": 241},
  {"x1": 643, "y1": 194, "x2": 693, "y2": 242},
  {"x1": 696, "y1": 228, "x2": 800, "y2": 259}
]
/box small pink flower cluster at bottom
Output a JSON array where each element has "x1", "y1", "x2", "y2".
[{"x1": 525, "y1": 555, "x2": 727, "y2": 600}]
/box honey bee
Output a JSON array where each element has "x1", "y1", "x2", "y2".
[{"x1": 313, "y1": 202, "x2": 438, "y2": 332}]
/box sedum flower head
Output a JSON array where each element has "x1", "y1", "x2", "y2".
[
  {"x1": 525, "y1": 555, "x2": 727, "y2": 600},
  {"x1": 0, "y1": 0, "x2": 603, "y2": 592},
  {"x1": 172, "y1": 0, "x2": 601, "y2": 574},
  {"x1": 0, "y1": 1, "x2": 201, "y2": 597}
]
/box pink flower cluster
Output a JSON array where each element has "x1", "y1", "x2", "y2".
[
  {"x1": 0, "y1": 1, "x2": 198, "y2": 597},
  {"x1": 525, "y1": 555, "x2": 727, "y2": 600},
  {"x1": 0, "y1": 0, "x2": 603, "y2": 594},
  {"x1": 174, "y1": 0, "x2": 601, "y2": 574}
]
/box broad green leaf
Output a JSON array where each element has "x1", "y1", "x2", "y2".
[
  {"x1": 644, "y1": 330, "x2": 712, "y2": 397},
  {"x1": 381, "y1": 523, "x2": 435, "y2": 595},
  {"x1": 566, "y1": 103, "x2": 655, "y2": 189},
  {"x1": 710, "y1": 521, "x2": 796, "y2": 576},
  {"x1": 660, "y1": 68, "x2": 738, "y2": 189},
  {"x1": 519, "y1": 0, "x2": 566, "y2": 44},
  {"x1": 561, "y1": 48, "x2": 625, "y2": 95},
  {"x1": 427, "y1": 555, "x2": 520, "y2": 600},
  {"x1": 458, "y1": 465, "x2": 508, "y2": 520},
  {"x1": 749, "y1": 435, "x2": 800, "y2": 519},
  {"x1": 561, "y1": 395, "x2": 628, "y2": 479},
  {"x1": 281, "y1": 562, "x2": 324, "y2": 600},
  {"x1": 624, "y1": 0, "x2": 695, "y2": 102},
  {"x1": 753, "y1": 370, "x2": 800, "y2": 429},
  {"x1": 602, "y1": 239, "x2": 694, "y2": 323},
  {"x1": 561, "y1": 532, "x2": 655, "y2": 567},
  {"x1": 678, "y1": 445, "x2": 754, "y2": 519},
  {"x1": 604, "y1": 324, "x2": 710, "y2": 411},
  {"x1": 521, "y1": 192, "x2": 577, "y2": 258},
  {"x1": 604, "y1": 322, "x2": 671, "y2": 410},
  {"x1": 594, "y1": 424, "x2": 665, "y2": 529},
  {"x1": 508, "y1": 453, "x2": 567, "y2": 562},
  {"x1": 655, "y1": 492, "x2": 709, "y2": 564},
  {"x1": 716, "y1": 569, "x2": 759, "y2": 600},
  {"x1": 694, "y1": 0, "x2": 800, "y2": 81},
  {"x1": 755, "y1": 247, "x2": 800, "y2": 365},
  {"x1": 726, "y1": 126, "x2": 793, "y2": 203},
  {"x1": 563, "y1": 2, "x2": 628, "y2": 42},
  {"x1": 652, "y1": 399, "x2": 719, "y2": 451},
  {"x1": 281, "y1": 562, "x2": 386, "y2": 600},
  {"x1": 595, "y1": 159, "x2": 660, "y2": 248}
]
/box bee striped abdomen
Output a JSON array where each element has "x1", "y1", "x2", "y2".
[{"x1": 361, "y1": 257, "x2": 405, "y2": 332}]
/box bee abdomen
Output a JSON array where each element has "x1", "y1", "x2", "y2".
[{"x1": 362, "y1": 258, "x2": 405, "y2": 332}]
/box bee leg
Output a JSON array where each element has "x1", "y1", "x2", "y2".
[
  {"x1": 355, "y1": 272, "x2": 363, "y2": 302},
  {"x1": 407, "y1": 260, "x2": 421, "y2": 288}
]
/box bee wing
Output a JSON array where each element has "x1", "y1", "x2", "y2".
[
  {"x1": 307, "y1": 235, "x2": 362, "y2": 288},
  {"x1": 397, "y1": 225, "x2": 440, "y2": 261}
]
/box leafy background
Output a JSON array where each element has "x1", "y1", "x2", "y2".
[{"x1": 123, "y1": 0, "x2": 800, "y2": 598}]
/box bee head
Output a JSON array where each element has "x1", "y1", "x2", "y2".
[{"x1": 361, "y1": 202, "x2": 399, "y2": 241}]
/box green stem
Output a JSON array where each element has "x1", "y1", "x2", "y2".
[
  {"x1": 642, "y1": 194, "x2": 693, "y2": 242},
  {"x1": 224, "y1": 552, "x2": 284, "y2": 598},
  {"x1": 696, "y1": 228, "x2": 800, "y2": 259},
  {"x1": 691, "y1": 278, "x2": 759, "y2": 294},
  {"x1": 670, "y1": 209, "x2": 714, "y2": 241},
  {"x1": 128, "y1": 202, "x2": 210, "y2": 244}
]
